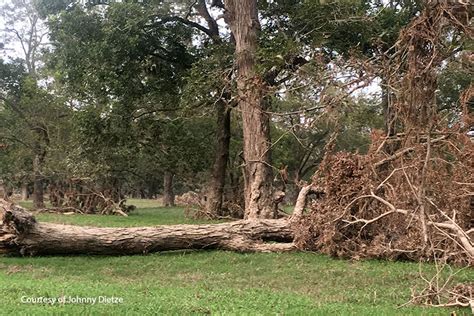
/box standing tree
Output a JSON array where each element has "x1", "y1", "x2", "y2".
[
  {"x1": 45, "y1": 2, "x2": 215, "y2": 209},
  {"x1": 155, "y1": 1, "x2": 235, "y2": 216},
  {"x1": 44, "y1": 0, "x2": 237, "y2": 215},
  {"x1": 1, "y1": 0, "x2": 51, "y2": 208},
  {"x1": 225, "y1": 0, "x2": 276, "y2": 219}
]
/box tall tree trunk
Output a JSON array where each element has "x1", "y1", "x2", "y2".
[
  {"x1": 192, "y1": 1, "x2": 235, "y2": 217},
  {"x1": 21, "y1": 183, "x2": 29, "y2": 201},
  {"x1": 226, "y1": 0, "x2": 276, "y2": 220},
  {"x1": 0, "y1": 200, "x2": 295, "y2": 255},
  {"x1": 162, "y1": 171, "x2": 175, "y2": 207},
  {"x1": 206, "y1": 103, "x2": 231, "y2": 216},
  {"x1": 32, "y1": 126, "x2": 48, "y2": 209},
  {"x1": 32, "y1": 152, "x2": 45, "y2": 209}
]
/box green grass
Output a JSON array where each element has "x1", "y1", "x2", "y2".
[
  {"x1": 18, "y1": 199, "x2": 223, "y2": 226},
  {"x1": 1, "y1": 199, "x2": 472, "y2": 315}
]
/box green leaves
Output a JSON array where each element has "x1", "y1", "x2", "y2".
[{"x1": 44, "y1": 1, "x2": 215, "y2": 190}]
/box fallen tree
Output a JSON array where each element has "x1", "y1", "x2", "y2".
[
  {"x1": 47, "y1": 179, "x2": 133, "y2": 216},
  {"x1": 0, "y1": 199, "x2": 295, "y2": 256},
  {"x1": 294, "y1": 2, "x2": 474, "y2": 267}
]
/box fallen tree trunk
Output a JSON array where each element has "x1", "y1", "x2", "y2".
[{"x1": 0, "y1": 200, "x2": 295, "y2": 256}]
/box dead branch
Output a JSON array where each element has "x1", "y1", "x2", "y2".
[
  {"x1": 291, "y1": 183, "x2": 322, "y2": 221},
  {"x1": 374, "y1": 135, "x2": 447, "y2": 168}
]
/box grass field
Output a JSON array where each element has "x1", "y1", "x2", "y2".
[{"x1": 0, "y1": 199, "x2": 472, "y2": 315}]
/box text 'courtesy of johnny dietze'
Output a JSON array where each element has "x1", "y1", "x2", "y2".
[{"x1": 21, "y1": 296, "x2": 124, "y2": 305}]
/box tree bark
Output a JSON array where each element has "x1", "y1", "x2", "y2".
[
  {"x1": 21, "y1": 183, "x2": 29, "y2": 201},
  {"x1": 205, "y1": 103, "x2": 231, "y2": 216},
  {"x1": 162, "y1": 171, "x2": 175, "y2": 207},
  {"x1": 226, "y1": 0, "x2": 276, "y2": 220},
  {"x1": 0, "y1": 200, "x2": 295, "y2": 256},
  {"x1": 290, "y1": 184, "x2": 324, "y2": 222},
  {"x1": 32, "y1": 152, "x2": 45, "y2": 209}
]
